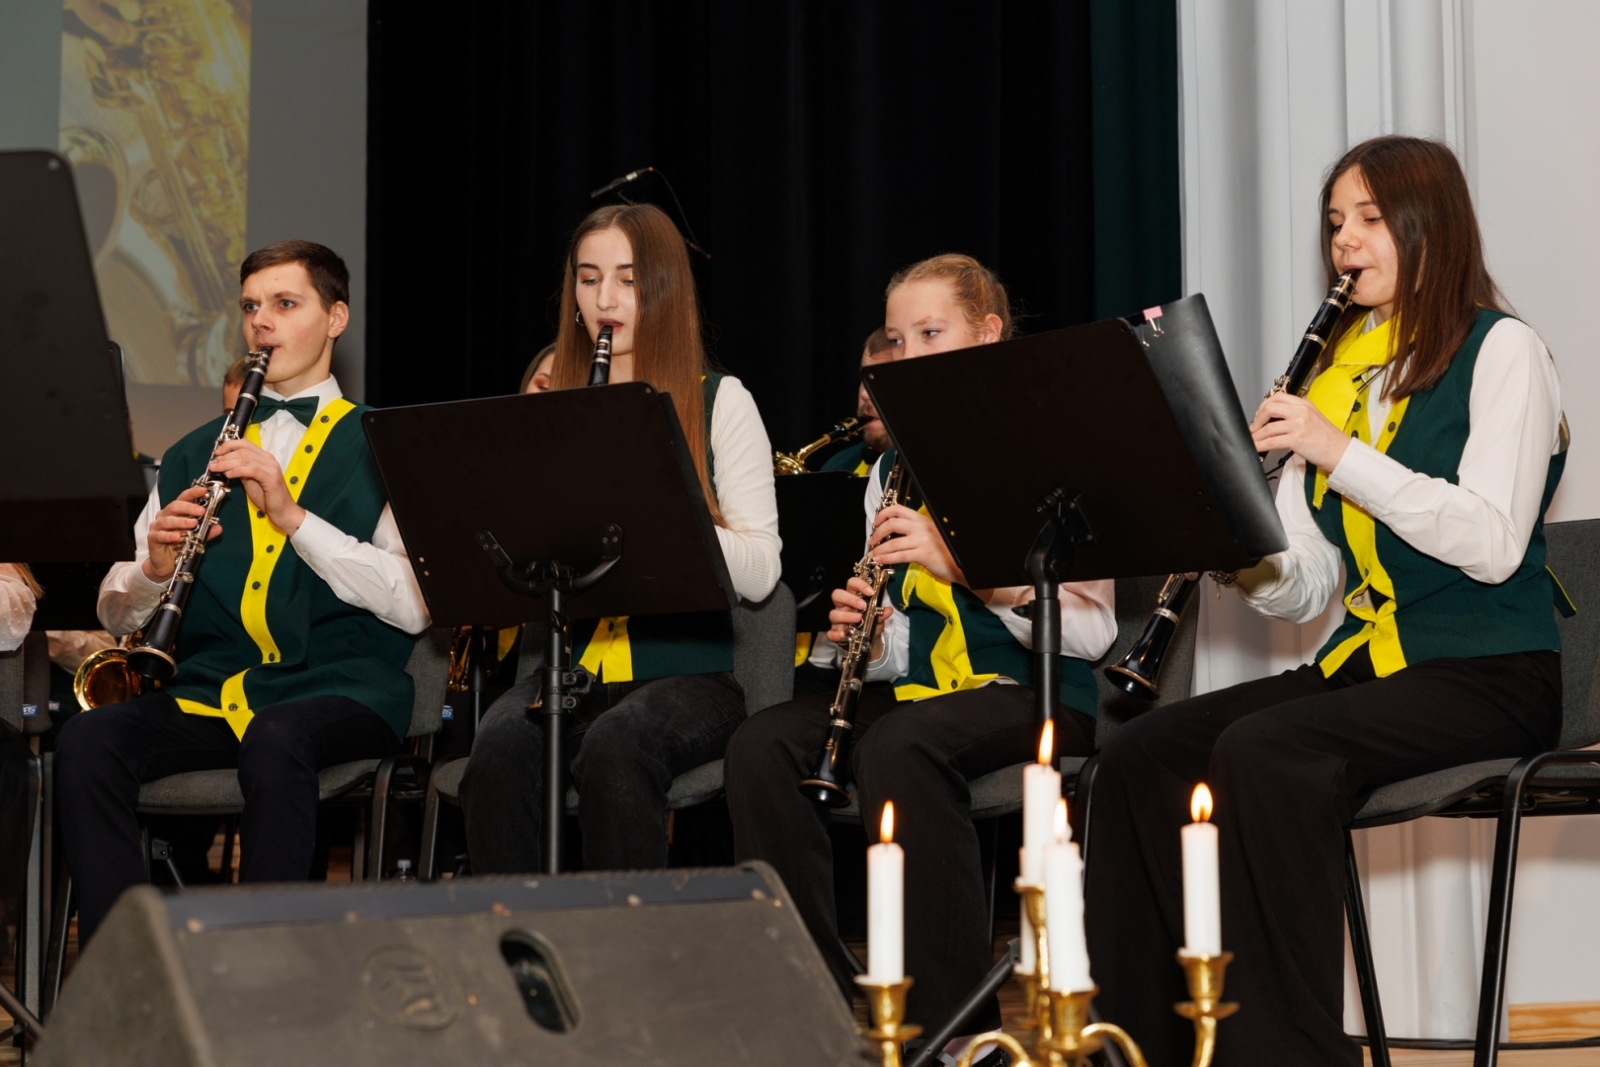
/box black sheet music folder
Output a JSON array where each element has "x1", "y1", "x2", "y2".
[
  {"x1": 362, "y1": 382, "x2": 736, "y2": 627},
  {"x1": 861, "y1": 293, "x2": 1286, "y2": 590}
]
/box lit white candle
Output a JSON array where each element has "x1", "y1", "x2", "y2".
[
  {"x1": 1021, "y1": 720, "x2": 1061, "y2": 885},
  {"x1": 1044, "y1": 798, "x2": 1092, "y2": 992},
  {"x1": 1017, "y1": 847, "x2": 1036, "y2": 974},
  {"x1": 1181, "y1": 783, "x2": 1221, "y2": 956},
  {"x1": 867, "y1": 801, "x2": 904, "y2": 983}
]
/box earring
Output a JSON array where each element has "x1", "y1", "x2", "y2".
[{"x1": 575, "y1": 309, "x2": 583, "y2": 324}]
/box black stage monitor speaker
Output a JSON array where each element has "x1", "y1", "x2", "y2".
[{"x1": 37, "y1": 863, "x2": 869, "y2": 1066}]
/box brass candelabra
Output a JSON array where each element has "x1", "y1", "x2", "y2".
[{"x1": 856, "y1": 878, "x2": 1238, "y2": 1067}]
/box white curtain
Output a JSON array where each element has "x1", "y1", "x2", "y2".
[{"x1": 1174, "y1": 0, "x2": 1600, "y2": 1040}]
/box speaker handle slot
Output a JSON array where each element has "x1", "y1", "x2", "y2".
[{"x1": 499, "y1": 930, "x2": 579, "y2": 1033}]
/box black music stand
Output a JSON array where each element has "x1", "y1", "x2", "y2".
[
  {"x1": 364, "y1": 382, "x2": 735, "y2": 874},
  {"x1": 0, "y1": 151, "x2": 145, "y2": 563},
  {"x1": 776, "y1": 472, "x2": 872, "y2": 633},
  {"x1": 862, "y1": 293, "x2": 1285, "y2": 728}
]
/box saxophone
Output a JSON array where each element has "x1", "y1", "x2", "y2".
[
  {"x1": 1105, "y1": 270, "x2": 1363, "y2": 699},
  {"x1": 799, "y1": 458, "x2": 907, "y2": 806},
  {"x1": 774, "y1": 416, "x2": 864, "y2": 475},
  {"x1": 126, "y1": 347, "x2": 273, "y2": 681}
]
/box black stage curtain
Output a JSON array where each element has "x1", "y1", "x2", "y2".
[{"x1": 367, "y1": 1, "x2": 1179, "y2": 448}]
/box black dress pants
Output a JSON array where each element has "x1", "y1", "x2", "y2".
[
  {"x1": 1084, "y1": 648, "x2": 1561, "y2": 1067},
  {"x1": 56, "y1": 690, "x2": 400, "y2": 942},
  {"x1": 726, "y1": 683, "x2": 1097, "y2": 1033},
  {"x1": 459, "y1": 671, "x2": 748, "y2": 873}
]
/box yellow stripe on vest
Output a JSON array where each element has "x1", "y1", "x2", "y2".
[
  {"x1": 892, "y1": 557, "x2": 1000, "y2": 702},
  {"x1": 1315, "y1": 377, "x2": 1411, "y2": 679},
  {"x1": 578, "y1": 617, "x2": 633, "y2": 683},
  {"x1": 178, "y1": 398, "x2": 357, "y2": 739},
  {"x1": 795, "y1": 632, "x2": 813, "y2": 668}
]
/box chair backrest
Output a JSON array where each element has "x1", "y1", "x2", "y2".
[
  {"x1": 1546, "y1": 518, "x2": 1600, "y2": 749},
  {"x1": 732, "y1": 582, "x2": 797, "y2": 716},
  {"x1": 1092, "y1": 576, "x2": 1200, "y2": 747},
  {"x1": 0, "y1": 644, "x2": 22, "y2": 735},
  {"x1": 402, "y1": 627, "x2": 454, "y2": 738},
  {"x1": 512, "y1": 584, "x2": 798, "y2": 717}
]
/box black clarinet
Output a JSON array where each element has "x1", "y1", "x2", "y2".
[
  {"x1": 587, "y1": 323, "x2": 614, "y2": 386},
  {"x1": 127, "y1": 347, "x2": 274, "y2": 681},
  {"x1": 1105, "y1": 270, "x2": 1362, "y2": 699},
  {"x1": 800, "y1": 458, "x2": 907, "y2": 806}
]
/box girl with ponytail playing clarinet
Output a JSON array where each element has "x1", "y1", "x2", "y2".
[
  {"x1": 459, "y1": 202, "x2": 781, "y2": 874},
  {"x1": 1084, "y1": 136, "x2": 1568, "y2": 1067},
  {"x1": 725, "y1": 255, "x2": 1116, "y2": 1064}
]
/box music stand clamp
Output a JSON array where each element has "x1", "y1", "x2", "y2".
[
  {"x1": 479, "y1": 526, "x2": 622, "y2": 875},
  {"x1": 1025, "y1": 489, "x2": 1097, "y2": 725}
]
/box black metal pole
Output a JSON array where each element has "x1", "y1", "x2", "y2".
[
  {"x1": 542, "y1": 584, "x2": 568, "y2": 875},
  {"x1": 903, "y1": 943, "x2": 1018, "y2": 1067},
  {"x1": 1025, "y1": 512, "x2": 1063, "y2": 729},
  {"x1": 470, "y1": 624, "x2": 486, "y2": 733},
  {"x1": 0, "y1": 979, "x2": 42, "y2": 1043}
]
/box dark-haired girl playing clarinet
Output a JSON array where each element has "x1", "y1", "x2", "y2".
[{"x1": 1085, "y1": 135, "x2": 1567, "y2": 1066}]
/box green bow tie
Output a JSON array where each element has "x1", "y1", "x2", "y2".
[{"x1": 250, "y1": 396, "x2": 319, "y2": 427}]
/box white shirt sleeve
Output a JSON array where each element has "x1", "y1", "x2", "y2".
[
  {"x1": 707, "y1": 377, "x2": 783, "y2": 603},
  {"x1": 1323, "y1": 318, "x2": 1562, "y2": 583},
  {"x1": 291, "y1": 504, "x2": 432, "y2": 634},
  {"x1": 1237, "y1": 455, "x2": 1345, "y2": 624},
  {"x1": 0, "y1": 565, "x2": 38, "y2": 652},
  {"x1": 987, "y1": 580, "x2": 1118, "y2": 661},
  {"x1": 98, "y1": 478, "x2": 432, "y2": 637},
  {"x1": 98, "y1": 485, "x2": 169, "y2": 636}
]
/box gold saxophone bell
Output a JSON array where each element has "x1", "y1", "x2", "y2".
[
  {"x1": 447, "y1": 625, "x2": 520, "y2": 692},
  {"x1": 774, "y1": 416, "x2": 864, "y2": 475},
  {"x1": 73, "y1": 634, "x2": 145, "y2": 711}
]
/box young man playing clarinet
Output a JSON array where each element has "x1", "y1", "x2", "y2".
[{"x1": 57, "y1": 240, "x2": 430, "y2": 943}]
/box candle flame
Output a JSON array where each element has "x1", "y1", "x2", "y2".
[
  {"x1": 1036, "y1": 719, "x2": 1055, "y2": 765},
  {"x1": 1191, "y1": 783, "x2": 1214, "y2": 823},
  {"x1": 1054, "y1": 797, "x2": 1069, "y2": 843},
  {"x1": 880, "y1": 801, "x2": 895, "y2": 844}
]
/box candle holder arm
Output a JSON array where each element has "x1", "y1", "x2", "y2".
[
  {"x1": 953, "y1": 1032, "x2": 1033, "y2": 1067},
  {"x1": 1081, "y1": 1022, "x2": 1151, "y2": 1067}
]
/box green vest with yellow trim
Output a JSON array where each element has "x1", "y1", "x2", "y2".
[
  {"x1": 874, "y1": 451, "x2": 1099, "y2": 716},
  {"x1": 572, "y1": 374, "x2": 735, "y2": 683},
  {"x1": 156, "y1": 398, "x2": 417, "y2": 739},
  {"x1": 821, "y1": 440, "x2": 876, "y2": 477},
  {"x1": 1307, "y1": 309, "x2": 1564, "y2": 675}
]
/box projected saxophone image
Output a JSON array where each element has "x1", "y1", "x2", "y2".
[{"x1": 58, "y1": 0, "x2": 251, "y2": 388}]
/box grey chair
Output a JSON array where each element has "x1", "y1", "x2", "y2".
[
  {"x1": 419, "y1": 582, "x2": 798, "y2": 879},
  {"x1": 1345, "y1": 518, "x2": 1600, "y2": 1067},
  {"x1": 1, "y1": 633, "x2": 51, "y2": 1028},
  {"x1": 40, "y1": 626, "x2": 452, "y2": 1016}
]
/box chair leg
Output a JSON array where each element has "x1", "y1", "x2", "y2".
[
  {"x1": 419, "y1": 769, "x2": 445, "y2": 882},
  {"x1": 367, "y1": 756, "x2": 399, "y2": 881},
  {"x1": 220, "y1": 817, "x2": 237, "y2": 884},
  {"x1": 42, "y1": 876, "x2": 73, "y2": 1020},
  {"x1": 1344, "y1": 830, "x2": 1390, "y2": 1067},
  {"x1": 1472, "y1": 755, "x2": 1542, "y2": 1067},
  {"x1": 1074, "y1": 754, "x2": 1100, "y2": 869},
  {"x1": 982, "y1": 818, "x2": 1000, "y2": 950},
  {"x1": 351, "y1": 810, "x2": 366, "y2": 882}
]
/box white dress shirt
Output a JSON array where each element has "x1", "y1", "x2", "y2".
[
  {"x1": 99, "y1": 376, "x2": 431, "y2": 636},
  {"x1": 706, "y1": 376, "x2": 784, "y2": 602},
  {"x1": 0, "y1": 565, "x2": 37, "y2": 652},
  {"x1": 806, "y1": 455, "x2": 1118, "y2": 684},
  {"x1": 1241, "y1": 316, "x2": 1564, "y2": 624}
]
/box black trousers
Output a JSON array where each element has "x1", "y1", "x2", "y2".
[
  {"x1": 56, "y1": 690, "x2": 399, "y2": 942},
  {"x1": 459, "y1": 671, "x2": 748, "y2": 873},
  {"x1": 1084, "y1": 648, "x2": 1561, "y2": 1067},
  {"x1": 726, "y1": 683, "x2": 1097, "y2": 1033}
]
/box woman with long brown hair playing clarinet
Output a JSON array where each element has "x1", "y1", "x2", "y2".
[
  {"x1": 1084, "y1": 135, "x2": 1567, "y2": 1066},
  {"x1": 459, "y1": 202, "x2": 782, "y2": 873}
]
